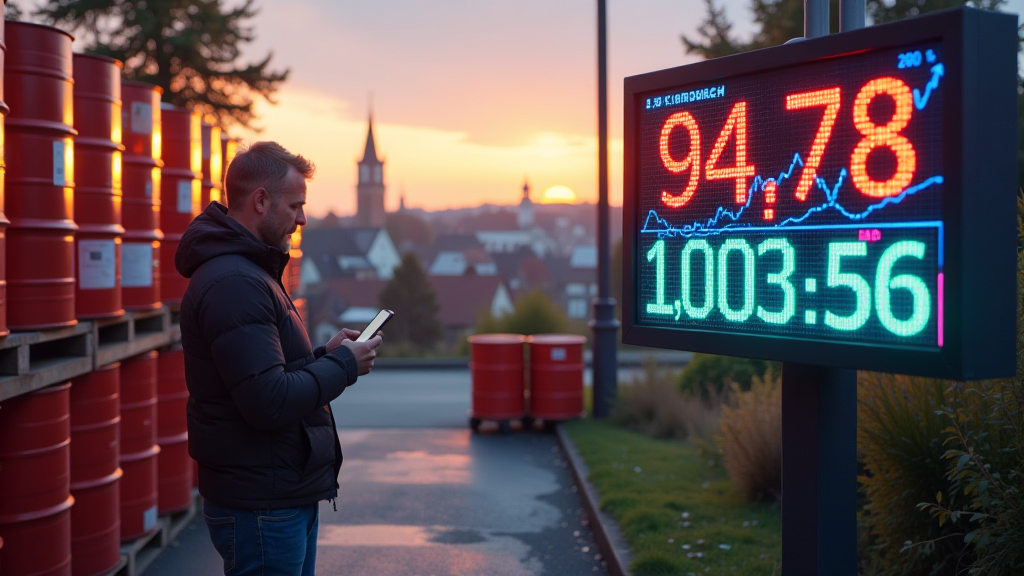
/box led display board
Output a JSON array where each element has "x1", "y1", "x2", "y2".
[{"x1": 622, "y1": 8, "x2": 1018, "y2": 379}]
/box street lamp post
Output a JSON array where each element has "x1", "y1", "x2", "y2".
[{"x1": 591, "y1": 0, "x2": 618, "y2": 419}]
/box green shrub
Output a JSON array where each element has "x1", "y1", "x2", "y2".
[
  {"x1": 720, "y1": 373, "x2": 782, "y2": 502},
  {"x1": 677, "y1": 353, "x2": 779, "y2": 399},
  {"x1": 858, "y1": 372, "x2": 964, "y2": 576},
  {"x1": 474, "y1": 288, "x2": 567, "y2": 336}
]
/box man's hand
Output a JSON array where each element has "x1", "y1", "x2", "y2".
[
  {"x1": 325, "y1": 328, "x2": 360, "y2": 353},
  {"x1": 342, "y1": 335, "x2": 382, "y2": 376}
]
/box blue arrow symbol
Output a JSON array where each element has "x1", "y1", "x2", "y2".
[{"x1": 913, "y1": 63, "x2": 944, "y2": 110}]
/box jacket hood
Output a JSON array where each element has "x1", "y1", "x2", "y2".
[{"x1": 175, "y1": 202, "x2": 290, "y2": 279}]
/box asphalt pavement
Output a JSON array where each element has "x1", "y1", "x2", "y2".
[{"x1": 142, "y1": 369, "x2": 612, "y2": 575}]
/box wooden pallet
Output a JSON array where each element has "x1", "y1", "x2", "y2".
[
  {"x1": 105, "y1": 497, "x2": 198, "y2": 576},
  {"x1": 93, "y1": 307, "x2": 178, "y2": 368},
  {"x1": 0, "y1": 306, "x2": 180, "y2": 402}
]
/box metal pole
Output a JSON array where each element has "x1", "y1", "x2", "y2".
[
  {"x1": 779, "y1": 3, "x2": 857, "y2": 576},
  {"x1": 590, "y1": 0, "x2": 618, "y2": 419},
  {"x1": 840, "y1": 0, "x2": 866, "y2": 32}
]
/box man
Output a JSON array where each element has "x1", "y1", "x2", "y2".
[{"x1": 176, "y1": 141, "x2": 381, "y2": 576}]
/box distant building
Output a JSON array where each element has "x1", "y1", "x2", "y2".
[
  {"x1": 356, "y1": 113, "x2": 386, "y2": 227},
  {"x1": 300, "y1": 227, "x2": 400, "y2": 288},
  {"x1": 517, "y1": 180, "x2": 535, "y2": 229}
]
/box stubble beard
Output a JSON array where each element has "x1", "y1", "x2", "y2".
[{"x1": 258, "y1": 208, "x2": 293, "y2": 253}]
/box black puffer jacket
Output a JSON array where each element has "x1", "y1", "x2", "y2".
[{"x1": 176, "y1": 202, "x2": 358, "y2": 509}]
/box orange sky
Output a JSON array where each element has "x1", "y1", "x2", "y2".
[{"x1": 236, "y1": 0, "x2": 763, "y2": 217}]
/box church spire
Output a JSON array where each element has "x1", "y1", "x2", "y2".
[{"x1": 361, "y1": 110, "x2": 380, "y2": 164}]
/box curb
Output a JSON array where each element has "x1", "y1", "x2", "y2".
[{"x1": 556, "y1": 424, "x2": 633, "y2": 576}]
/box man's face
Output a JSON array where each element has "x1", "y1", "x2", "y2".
[{"x1": 257, "y1": 168, "x2": 307, "y2": 252}]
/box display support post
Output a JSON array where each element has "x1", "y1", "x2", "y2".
[
  {"x1": 591, "y1": 0, "x2": 618, "y2": 419},
  {"x1": 781, "y1": 363, "x2": 858, "y2": 575}
]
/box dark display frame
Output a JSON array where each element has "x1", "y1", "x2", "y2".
[{"x1": 622, "y1": 7, "x2": 1018, "y2": 380}]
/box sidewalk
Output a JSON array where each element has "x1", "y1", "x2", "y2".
[{"x1": 142, "y1": 369, "x2": 609, "y2": 575}]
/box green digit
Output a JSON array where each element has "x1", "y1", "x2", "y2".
[
  {"x1": 756, "y1": 238, "x2": 796, "y2": 324},
  {"x1": 717, "y1": 239, "x2": 755, "y2": 322},
  {"x1": 681, "y1": 239, "x2": 714, "y2": 318},
  {"x1": 875, "y1": 240, "x2": 930, "y2": 336},
  {"x1": 825, "y1": 242, "x2": 871, "y2": 331},
  {"x1": 646, "y1": 240, "x2": 673, "y2": 315}
]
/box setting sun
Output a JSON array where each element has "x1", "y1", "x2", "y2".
[{"x1": 540, "y1": 185, "x2": 577, "y2": 204}]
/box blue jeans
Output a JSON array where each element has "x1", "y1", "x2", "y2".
[{"x1": 203, "y1": 499, "x2": 319, "y2": 576}]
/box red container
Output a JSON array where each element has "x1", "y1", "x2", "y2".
[
  {"x1": 0, "y1": 5, "x2": 12, "y2": 338},
  {"x1": 0, "y1": 383, "x2": 74, "y2": 576},
  {"x1": 220, "y1": 133, "x2": 236, "y2": 190},
  {"x1": 159, "y1": 104, "x2": 199, "y2": 305},
  {"x1": 73, "y1": 53, "x2": 125, "y2": 320},
  {"x1": 4, "y1": 22, "x2": 78, "y2": 330},
  {"x1": 527, "y1": 334, "x2": 586, "y2": 421},
  {"x1": 468, "y1": 334, "x2": 526, "y2": 420},
  {"x1": 119, "y1": 351, "x2": 160, "y2": 540},
  {"x1": 200, "y1": 122, "x2": 222, "y2": 209},
  {"x1": 69, "y1": 364, "x2": 122, "y2": 576},
  {"x1": 120, "y1": 82, "x2": 163, "y2": 310},
  {"x1": 284, "y1": 228, "x2": 302, "y2": 296},
  {"x1": 157, "y1": 345, "x2": 191, "y2": 513}
]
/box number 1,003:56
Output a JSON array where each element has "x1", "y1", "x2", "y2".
[{"x1": 644, "y1": 238, "x2": 935, "y2": 339}]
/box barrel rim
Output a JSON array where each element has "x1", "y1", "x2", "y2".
[
  {"x1": 72, "y1": 52, "x2": 124, "y2": 69},
  {"x1": 159, "y1": 102, "x2": 192, "y2": 113},
  {"x1": 468, "y1": 333, "x2": 527, "y2": 344},
  {"x1": 122, "y1": 80, "x2": 165, "y2": 95},
  {"x1": 6, "y1": 20, "x2": 75, "y2": 41},
  {"x1": 526, "y1": 334, "x2": 588, "y2": 345}
]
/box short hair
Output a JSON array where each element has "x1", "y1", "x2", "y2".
[{"x1": 225, "y1": 141, "x2": 315, "y2": 207}]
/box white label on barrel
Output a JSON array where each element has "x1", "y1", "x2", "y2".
[
  {"x1": 122, "y1": 243, "x2": 153, "y2": 287},
  {"x1": 53, "y1": 140, "x2": 66, "y2": 186},
  {"x1": 143, "y1": 505, "x2": 158, "y2": 532},
  {"x1": 132, "y1": 102, "x2": 153, "y2": 135},
  {"x1": 551, "y1": 347, "x2": 567, "y2": 361},
  {"x1": 145, "y1": 180, "x2": 153, "y2": 197},
  {"x1": 78, "y1": 240, "x2": 116, "y2": 289},
  {"x1": 178, "y1": 180, "x2": 194, "y2": 213}
]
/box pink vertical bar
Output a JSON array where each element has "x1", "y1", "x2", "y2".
[{"x1": 937, "y1": 273, "x2": 944, "y2": 347}]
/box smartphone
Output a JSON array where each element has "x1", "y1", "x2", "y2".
[{"x1": 356, "y1": 309, "x2": 394, "y2": 342}]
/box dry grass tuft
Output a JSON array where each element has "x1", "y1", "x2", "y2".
[
  {"x1": 720, "y1": 372, "x2": 782, "y2": 502},
  {"x1": 612, "y1": 357, "x2": 723, "y2": 442}
]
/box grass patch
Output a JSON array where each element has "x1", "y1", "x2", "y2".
[{"x1": 564, "y1": 419, "x2": 781, "y2": 576}]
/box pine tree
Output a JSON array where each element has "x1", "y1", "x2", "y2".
[
  {"x1": 378, "y1": 253, "x2": 443, "y2": 351},
  {"x1": 36, "y1": 0, "x2": 288, "y2": 130}
]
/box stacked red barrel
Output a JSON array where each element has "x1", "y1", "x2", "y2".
[
  {"x1": 156, "y1": 345, "x2": 192, "y2": 513},
  {"x1": 69, "y1": 365, "x2": 122, "y2": 575},
  {"x1": 72, "y1": 54, "x2": 124, "y2": 319},
  {"x1": 220, "y1": 132, "x2": 237, "y2": 191},
  {"x1": 200, "y1": 122, "x2": 222, "y2": 210},
  {"x1": 158, "y1": 104, "x2": 199, "y2": 305},
  {"x1": 119, "y1": 351, "x2": 160, "y2": 540},
  {"x1": 4, "y1": 22, "x2": 77, "y2": 330},
  {"x1": 120, "y1": 82, "x2": 163, "y2": 310},
  {"x1": 468, "y1": 334, "x2": 526, "y2": 433},
  {"x1": 0, "y1": 3, "x2": 10, "y2": 337},
  {"x1": 0, "y1": 383, "x2": 74, "y2": 576}
]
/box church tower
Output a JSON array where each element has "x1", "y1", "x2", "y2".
[
  {"x1": 517, "y1": 179, "x2": 535, "y2": 229},
  {"x1": 356, "y1": 113, "x2": 386, "y2": 227}
]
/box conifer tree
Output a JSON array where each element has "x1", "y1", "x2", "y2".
[
  {"x1": 378, "y1": 253, "x2": 443, "y2": 351},
  {"x1": 37, "y1": 0, "x2": 287, "y2": 130}
]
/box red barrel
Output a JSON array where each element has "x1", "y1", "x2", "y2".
[
  {"x1": 119, "y1": 351, "x2": 160, "y2": 540},
  {"x1": 69, "y1": 364, "x2": 122, "y2": 576},
  {"x1": 284, "y1": 228, "x2": 302, "y2": 296},
  {"x1": 159, "y1": 104, "x2": 199, "y2": 305},
  {"x1": 468, "y1": 334, "x2": 526, "y2": 420},
  {"x1": 120, "y1": 82, "x2": 163, "y2": 310},
  {"x1": 4, "y1": 22, "x2": 78, "y2": 330},
  {"x1": 157, "y1": 345, "x2": 191, "y2": 513},
  {"x1": 73, "y1": 54, "x2": 125, "y2": 320},
  {"x1": 0, "y1": 383, "x2": 74, "y2": 576},
  {"x1": 200, "y1": 122, "x2": 222, "y2": 209},
  {"x1": 220, "y1": 133, "x2": 236, "y2": 191},
  {"x1": 527, "y1": 334, "x2": 586, "y2": 421},
  {"x1": 0, "y1": 4, "x2": 12, "y2": 338}
]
